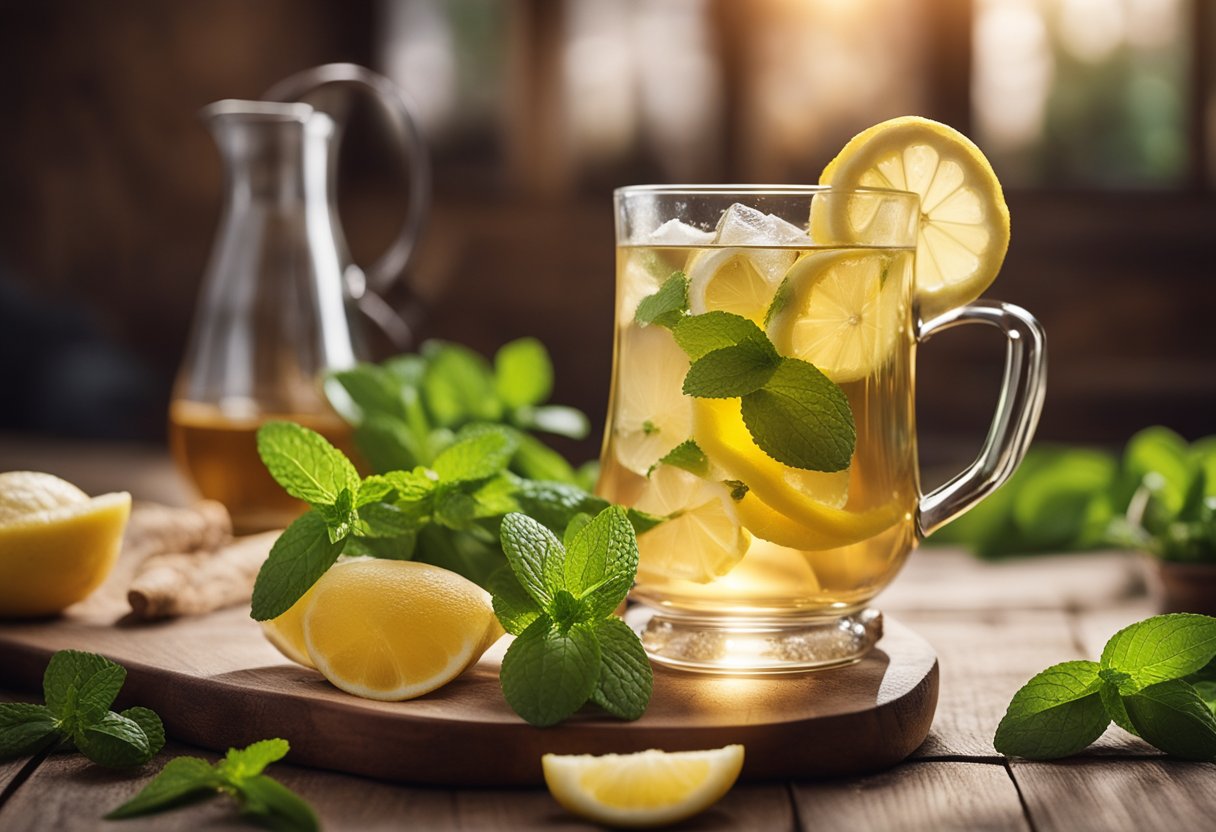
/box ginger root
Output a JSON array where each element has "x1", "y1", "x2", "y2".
[
  {"x1": 124, "y1": 500, "x2": 232, "y2": 558},
  {"x1": 127, "y1": 531, "x2": 278, "y2": 620}
]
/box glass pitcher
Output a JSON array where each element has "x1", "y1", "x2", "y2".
[{"x1": 170, "y1": 64, "x2": 429, "y2": 532}]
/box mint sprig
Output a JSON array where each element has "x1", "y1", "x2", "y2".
[
  {"x1": 492, "y1": 507, "x2": 653, "y2": 727},
  {"x1": 996, "y1": 613, "x2": 1216, "y2": 761},
  {"x1": 106, "y1": 738, "x2": 317, "y2": 832},
  {"x1": 0, "y1": 650, "x2": 164, "y2": 768}
]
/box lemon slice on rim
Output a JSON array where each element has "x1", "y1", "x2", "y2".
[
  {"x1": 543, "y1": 745, "x2": 745, "y2": 828},
  {"x1": 766, "y1": 250, "x2": 909, "y2": 384},
  {"x1": 612, "y1": 324, "x2": 693, "y2": 476},
  {"x1": 818, "y1": 116, "x2": 1010, "y2": 320},
  {"x1": 687, "y1": 248, "x2": 792, "y2": 325},
  {"x1": 633, "y1": 465, "x2": 750, "y2": 583}
]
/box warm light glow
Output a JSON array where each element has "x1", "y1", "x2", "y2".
[
  {"x1": 974, "y1": 0, "x2": 1053, "y2": 152},
  {"x1": 1058, "y1": 0, "x2": 1125, "y2": 63}
]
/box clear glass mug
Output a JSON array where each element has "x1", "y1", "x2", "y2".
[{"x1": 599, "y1": 186, "x2": 1046, "y2": 673}]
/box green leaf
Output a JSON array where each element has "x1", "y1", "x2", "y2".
[
  {"x1": 353, "y1": 414, "x2": 421, "y2": 473},
  {"x1": 251, "y1": 511, "x2": 345, "y2": 621},
  {"x1": 354, "y1": 475, "x2": 394, "y2": 506},
  {"x1": 1100, "y1": 681, "x2": 1139, "y2": 736},
  {"x1": 382, "y1": 469, "x2": 438, "y2": 502},
  {"x1": 76, "y1": 711, "x2": 152, "y2": 768},
  {"x1": 488, "y1": 567, "x2": 543, "y2": 636},
  {"x1": 563, "y1": 513, "x2": 594, "y2": 549},
  {"x1": 495, "y1": 337, "x2": 553, "y2": 408},
  {"x1": 1123, "y1": 678, "x2": 1216, "y2": 761},
  {"x1": 121, "y1": 707, "x2": 165, "y2": 758},
  {"x1": 413, "y1": 526, "x2": 503, "y2": 587},
  {"x1": 564, "y1": 507, "x2": 638, "y2": 619},
  {"x1": 512, "y1": 432, "x2": 579, "y2": 484},
  {"x1": 683, "y1": 342, "x2": 780, "y2": 399},
  {"x1": 499, "y1": 512, "x2": 565, "y2": 606},
  {"x1": 654, "y1": 440, "x2": 708, "y2": 478},
  {"x1": 635, "y1": 273, "x2": 688, "y2": 328},
  {"x1": 237, "y1": 774, "x2": 320, "y2": 832},
  {"x1": 433, "y1": 488, "x2": 479, "y2": 530},
  {"x1": 500, "y1": 617, "x2": 602, "y2": 727},
  {"x1": 1193, "y1": 680, "x2": 1216, "y2": 716},
  {"x1": 519, "y1": 405, "x2": 590, "y2": 440},
  {"x1": 330, "y1": 364, "x2": 407, "y2": 421},
  {"x1": 74, "y1": 659, "x2": 127, "y2": 726},
  {"x1": 1010, "y1": 449, "x2": 1118, "y2": 550},
  {"x1": 1122, "y1": 426, "x2": 1191, "y2": 517},
  {"x1": 256, "y1": 422, "x2": 359, "y2": 507},
  {"x1": 512, "y1": 478, "x2": 609, "y2": 534},
  {"x1": 43, "y1": 650, "x2": 120, "y2": 721},
  {"x1": 105, "y1": 756, "x2": 219, "y2": 819},
  {"x1": 218, "y1": 738, "x2": 290, "y2": 783},
  {"x1": 316, "y1": 487, "x2": 357, "y2": 543},
  {"x1": 625, "y1": 508, "x2": 665, "y2": 535},
  {"x1": 994, "y1": 661, "x2": 1109, "y2": 760},
  {"x1": 740, "y1": 358, "x2": 856, "y2": 472},
  {"x1": 421, "y1": 342, "x2": 503, "y2": 427},
  {"x1": 672, "y1": 311, "x2": 768, "y2": 361},
  {"x1": 549, "y1": 590, "x2": 585, "y2": 631},
  {"x1": 1100, "y1": 614, "x2": 1216, "y2": 689},
  {"x1": 344, "y1": 532, "x2": 417, "y2": 561},
  {"x1": 358, "y1": 500, "x2": 425, "y2": 538},
  {"x1": 590, "y1": 617, "x2": 652, "y2": 721},
  {"x1": 432, "y1": 428, "x2": 518, "y2": 483},
  {"x1": 0, "y1": 703, "x2": 58, "y2": 759}
]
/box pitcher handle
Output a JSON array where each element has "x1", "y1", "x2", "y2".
[
  {"x1": 916, "y1": 300, "x2": 1047, "y2": 537},
  {"x1": 266, "y1": 63, "x2": 432, "y2": 298}
]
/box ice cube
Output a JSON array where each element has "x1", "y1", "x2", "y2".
[
  {"x1": 714, "y1": 203, "x2": 809, "y2": 247},
  {"x1": 649, "y1": 218, "x2": 715, "y2": 246}
]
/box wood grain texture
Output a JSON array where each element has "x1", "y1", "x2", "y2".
[
  {"x1": 0, "y1": 608, "x2": 937, "y2": 786},
  {"x1": 1010, "y1": 758, "x2": 1216, "y2": 832},
  {"x1": 792, "y1": 761, "x2": 1030, "y2": 832}
]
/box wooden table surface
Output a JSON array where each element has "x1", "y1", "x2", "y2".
[{"x1": 1, "y1": 438, "x2": 1213, "y2": 831}]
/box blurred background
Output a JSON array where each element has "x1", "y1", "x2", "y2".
[{"x1": 1, "y1": 0, "x2": 1213, "y2": 470}]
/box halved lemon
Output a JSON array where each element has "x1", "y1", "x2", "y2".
[
  {"x1": 766, "y1": 250, "x2": 908, "y2": 384},
  {"x1": 542, "y1": 745, "x2": 745, "y2": 828},
  {"x1": 612, "y1": 325, "x2": 693, "y2": 476},
  {"x1": 633, "y1": 465, "x2": 750, "y2": 583},
  {"x1": 818, "y1": 116, "x2": 1010, "y2": 320},
  {"x1": 0, "y1": 471, "x2": 131, "y2": 617},
  {"x1": 687, "y1": 249, "x2": 792, "y2": 325},
  {"x1": 261, "y1": 584, "x2": 318, "y2": 668},
  {"x1": 303, "y1": 559, "x2": 504, "y2": 701}
]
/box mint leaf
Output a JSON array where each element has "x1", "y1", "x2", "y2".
[
  {"x1": 673, "y1": 311, "x2": 769, "y2": 361},
  {"x1": 654, "y1": 440, "x2": 708, "y2": 477},
  {"x1": 0, "y1": 703, "x2": 58, "y2": 758},
  {"x1": 121, "y1": 707, "x2": 165, "y2": 759},
  {"x1": 590, "y1": 617, "x2": 652, "y2": 721},
  {"x1": 513, "y1": 432, "x2": 579, "y2": 484},
  {"x1": 354, "y1": 475, "x2": 394, "y2": 506},
  {"x1": 218, "y1": 738, "x2": 289, "y2": 782},
  {"x1": 317, "y1": 487, "x2": 357, "y2": 544},
  {"x1": 105, "y1": 756, "x2": 218, "y2": 819},
  {"x1": 431, "y1": 428, "x2": 518, "y2": 483},
  {"x1": 76, "y1": 711, "x2": 152, "y2": 768},
  {"x1": 683, "y1": 342, "x2": 779, "y2": 399},
  {"x1": 635, "y1": 273, "x2": 688, "y2": 328},
  {"x1": 1100, "y1": 681, "x2": 1139, "y2": 736},
  {"x1": 740, "y1": 357, "x2": 855, "y2": 472},
  {"x1": 519, "y1": 405, "x2": 590, "y2": 440},
  {"x1": 564, "y1": 506, "x2": 637, "y2": 620},
  {"x1": 994, "y1": 661, "x2": 1109, "y2": 759},
  {"x1": 499, "y1": 513, "x2": 564, "y2": 607},
  {"x1": 331, "y1": 364, "x2": 408, "y2": 421},
  {"x1": 256, "y1": 422, "x2": 359, "y2": 506},
  {"x1": 44, "y1": 650, "x2": 115, "y2": 721},
  {"x1": 488, "y1": 567, "x2": 543, "y2": 635},
  {"x1": 563, "y1": 514, "x2": 594, "y2": 548},
  {"x1": 382, "y1": 469, "x2": 437, "y2": 502},
  {"x1": 421, "y1": 342, "x2": 503, "y2": 427},
  {"x1": 495, "y1": 337, "x2": 553, "y2": 408},
  {"x1": 1123, "y1": 678, "x2": 1216, "y2": 760},
  {"x1": 1100, "y1": 614, "x2": 1216, "y2": 689},
  {"x1": 250, "y1": 511, "x2": 345, "y2": 621},
  {"x1": 500, "y1": 617, "x2": 602, "y2": 727},
  {"x1": 237, "y1": 774, "x2": 319, "y2": 832},
  {"x1": 74, "y1": 658, "x2": 127, "y2": 726},
  {"x1": 358, "y1": 500, "x2": 424, "y2": 538},
  {"x1": 1194, "y1": 680, "x2": 1216, "y2": 716},
  {"x1": 354, "y1": 414, "x2": 422, "y2": 472}
]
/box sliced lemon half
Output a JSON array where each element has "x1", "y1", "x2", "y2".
[
  {"x1": 543, "y1": 744, "x2": 745, "y2": 828},
  {"x1": 687, "y1": 248, "x2": 792, "y2": 325},
  {"x1": 818, "y1": 116, "x2": 1010, "y2": 320},
  {"x1": 261, "y1": 584, "x2": 319, "y2": 668},
  {"x1": 767, "y1": 250, "x2": 908, "y2": 384},
  {"x1": 633, "y1": 465, "x2": 750, "y2": 583}
]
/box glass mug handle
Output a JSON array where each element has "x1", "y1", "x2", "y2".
[{"x1": 916, "y1": 300, "x2": 1048, "y2": 536}]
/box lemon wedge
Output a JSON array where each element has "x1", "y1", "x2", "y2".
[
  {"x1": 767, "y1": 250, "x2": 908, "y2": 384},
  {"x1": 612, "y1": 324, "x2": 693, "y2": 476},
  {"x1": 687, "y1": 249, "x2": 791, "y2": 325},
  {"x1": 0, "y1": 471, "x2": 130, "y2": 617},
  {"x1": 543, "y1": 745, "x2": 745, "y2": 828},
  {"x1": 303, "y1": 559, "x2": 504, "y2": 701},
  {"x1": 260, "y1": 584, "x2": 318, "y2": 668},
  {"x1": 818, "y1": 116, "x2": 1010, "y2": 320},
  {"x1": 633, "y1": 465, "x2": 749, "y2": 583}
]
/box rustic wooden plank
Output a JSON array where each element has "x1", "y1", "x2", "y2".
[
  {"x1": 1011, "y1": 758, "x2": 1216, "y2": 831},
  {"x1": 0, "y1": 691, "x2": 43, "y2": 807},
  {"x1": 792, "y1": 761, "x2": 1030, "y2": 831}
]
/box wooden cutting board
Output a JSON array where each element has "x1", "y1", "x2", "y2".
[{"x1": 0, "y1": 605, "x2": 937, "y2": 786}]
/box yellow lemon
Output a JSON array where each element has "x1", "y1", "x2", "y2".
[
  {"x1": 633, "y1": 465, "x2": 749, "y2": 584},
  {"x1": 542, "y1": 745, "x2": 745, "y2": 828},
  {"x1": 686, "y1": 248, "x2": 791, "y2": 325},
  {"x1": 260, "y1": 584, "x2": 319, "y2": 668},
  {"x1": 818, "y1": 116, "x2": 1010, "y2": 320},
  {"x1": 766, "y1": 250, "x2": 909, "y2": 384},
  {"x1": 303, "y1": 559, "x2": 504, "y2": 701},
  {"x1": 612, "y1": 324, "x2": 693, "y2": 476},
  {"x1": 0, "y1": 471, "x2": 130, "y2": 617}
]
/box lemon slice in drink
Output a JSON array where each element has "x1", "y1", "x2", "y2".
[
  {"x1": 303, "y1": 559, "x2": 504, "y2": 701},
  {"x1": 543, "y1": 745, "x2": 745, "y2": 828},
  {"x1": 633, "y1": 465, "x2": 750, "y2": 583},
  {"x1": 687, "y1": 249, "x2": 790, "y2": 325},
  {"x1": 612, "y1": 324, "x2": 693, "y2": 476},
  {"x1": 766, "y1": 250, "x2": 908, "y2": 384},
  {"x1": 818, "y1": 116, "x2": 1010, "y2": 320}
]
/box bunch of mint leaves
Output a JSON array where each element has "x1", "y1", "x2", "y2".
[
  {"x1": 251, "y1": 421, "x2": 660, "y2": 620},
  {"x1": 107, "y1": 738, "x2": 317, "y2": 832},
  {"x1": 995, "y1": 613, "x2": 1216, "y2": 761},
  {"x1": 490, "y1": 507, "x2": 652, "y2": 727},
  {"x1": 635, "y1": 272, "x2": 856, "y2": 474},
  {"x1": 327, "y1": 338, "x2": 595, "y2": 488},
  {"x1": 0, "y1": 650, "x2": 164, "y2": 768}
]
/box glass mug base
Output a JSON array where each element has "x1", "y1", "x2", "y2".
[{"x1": 624, "y1": 605, "x2": 883, "y2": 674}]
